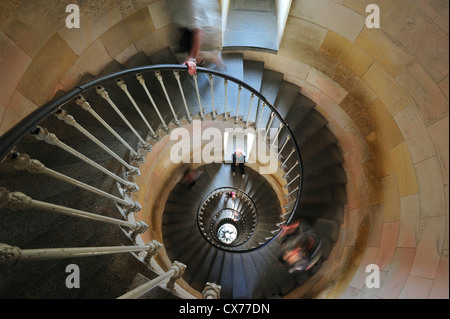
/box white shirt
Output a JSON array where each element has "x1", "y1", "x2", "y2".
[
  {"x1": 173, "y1": 0, "x2": 221, "y2": 32},
  {"x1": 172, "y1": 0, "x2": 222, "y2": 50}
]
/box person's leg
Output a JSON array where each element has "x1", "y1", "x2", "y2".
[
  {"x1": 177, "y1": 28, "x2": 191, "y2": 53},
  {"x1": 199, "y1": 50, "x2": 225, "y2": 69},
  {"x1": 239, "y1": 163, "x2": 245, "y2": 176}
]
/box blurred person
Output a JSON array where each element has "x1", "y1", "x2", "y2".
[
  {"x1": 180, "y1": 167, "x2": 203, "y2": 188},
  {"x1": 278, "y1": 220, "x2": 301, "y2": 245},
  {"x1": 172, "y1": 0, "x2": 225, "y2": 75},
  {"x1": 278, "y1": 220, "x2": 323, "y2": 273},
  {"x1": 225, "y1": 191, "x2": 236, "y2": 201},
  {"x1": 224, "y1": 190, "x2": 236, "y2": 210}
]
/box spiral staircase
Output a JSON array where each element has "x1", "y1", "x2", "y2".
[{"x1": 0, "y1": 46, "x2": 346, "y2": 299}]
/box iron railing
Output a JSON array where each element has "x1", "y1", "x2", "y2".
[{"x1": 0, "y1": 64, "x2": 303, "y2": 297}]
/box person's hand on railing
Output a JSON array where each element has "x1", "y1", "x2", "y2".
[{"x1": 183, "y1": 58, "x2": 197, "y2": 76}]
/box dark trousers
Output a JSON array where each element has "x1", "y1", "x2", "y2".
[
  {"x1": 178, "y1": 28, "x2": 192, "y2": 53},
  {"x1": 232, "y1": 156, "x2": 245, "y2": 175}
]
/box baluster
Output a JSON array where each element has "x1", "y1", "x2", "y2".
[
  {"x1": 55, "y1": 109, "x2": 140, "y2": 176},
  {"x1": 8, "y1": 152, "x2": 141, "y2": 215},
  {"x1": 208, "y1": 74, "x2": 217, "y2": 120},
  {"x1": 116, "y1": 79, "x2": 160, "y2": 141},
  {"x1": 281, "y1": 209, "x2": 292, "y2": 219},
  {"x1": 245, "y1": 93, "x2": 254, "y2": 128},
  {"x1": 96, "y1": 86, "x2": 151, "y2": 152},
  {"x1": 282, "y1": 160, "x2": 299, "y2": 179},
  {"x1": 235, "y1": 86, "x2": 242, "y2": 124},
  {"x1": 173, "y1": 70, "x2": 192, "y2": 123},
  {"x1": 283, "y1": 200, "x2": 295, "y2": 209},
  {"x1": 192, "y1": 74, "x2": 205, "y2": 121},
  {"x1": 284, "y1": 174, "x2": 300, "y2": 189},
  {"x1": 0, "y1": 242, "x2": 162, "y2": 263},
  {"x1": 281, "y1": 148, "x2": 295, "y2": 168},
  {"x1": 31, "y1": 126, "x2": 139, "y2": 193},
  {"x1": 281, "y1": 208, "x2": 293, "y2": 218},
  {"x1": 0, "y1": 188, "x2": 148, "y2": 239},
  {"x1": 75, "y1": 95, "x2": 144, "y2": 163},
  {"x1": 263, "y1": 112, "x2": 275, "y2": 141},
  {"x1": 155, "y1": 71, "x2": 181, "y2": 127},
  {"x1": 202, "y1": 282, "x2": 221, "y2": 299},
  {"x1": 143, "y1": 240, "x2": 163, "y2": 263},
  {"x1": 284, "y1": 186, "x2": 299, "y2": 199},
  {"x1": 136, "y1": 73, "x2": 170, "y2": 133},
  {"x1": 278, "y1": 135, "x2": 291, "y2": 158},
  {"x1": 223, "y1": 79, "x2": 228, "y2": 120},
  {"x1": 117, "y1": 261, "x2": 186, "y2": 299},
  {"x1": 271, "y1": 123, "x2": 284, "y2": 149},
  {"x1": 166, "y1": 261, "x2": 187, "y2": 290},
  {"x1": 276, "y1": 221, "x2": 287, "y2": 227},
  {"x1": 257, "y1": 102, "x2": 266, "y2": 129}
]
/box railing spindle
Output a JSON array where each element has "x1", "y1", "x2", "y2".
[
  {"x1": 263, "y1": 112, "x2": 275, "y2": 141},
  {"x1": 0, "y1": 188, "x2": 148, "y2": 239},
  {"x1": 136, "y1": 73, "x2": 170, "y2": 133},
  {"x1": 173, "y1": 70, "x2": 192, "y2": 123},
  {"x1": 235, "y1": 86, "x2": 242, "y2": 124},
  {"x1": 245, "y1": 93, "x2": 254, "y2": 128},
  {"x1": 284, "y1": 174, "x2": 300, "y2": 189},
  {"x1": 0, "y1": 242, "x2": 162, "y2": 263},
  {"x1": 54, "y1": 109, "x2": 140, "y2": 176},
  {"x1": 283, "y1": 200, "x2": 295, "y2": 209},
  {"x1": 143, "y1": 240, "x2": 163, "y2": 263},
  {"x1": 192, "y1": 74, "x2": 205, "y2": 121},
  {"x1": 223, "y1": 79, "x2": 228, "y2": 120},
  {"x1": 96, "y1": 86, "x2": 151, "y2": 151},
  {"x1": 31, "y1": 127, "x2": 139, "y2": 193},
  {"x1": 278, "y1": 135, "x2": 291, "y2": 158},
  {"x1": 271, "y1": 123, "x2": 284, "y2": 149},
  {"x1": 257, "y1": 102, "x2": 266, "y2": 129},
  {"x1": 7, "y1": 152, "x2": 141, "y2": 214},
  {"x1": 281, "y1": 148, "x2": 296, "y2": 168},
  {"x1": 155, "y1": 71, "x2": 181, "y2": 127},
  {"x1": 208, "y1": 74, "x2": 217, "y2": 120},
  {"x1": 282, "y1": 160, "x2": 299, "y2": 179},
  {"x1": 284, "y1": 186, "x2": 299, "y2": 199},
  {"x1": 116, "y1": 78, "x2": 159, "y2": 140},
  {"x1": 117, "y1": 261, "x2": 186, "y2": 299},
  {"x1": 202, "y1": 282, "x2": 221, "y2": 299},
  {"x1": 75, "y1": 95, "x2": 144, "y2": 163}
]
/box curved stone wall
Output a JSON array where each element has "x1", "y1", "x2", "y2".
[{"x1": 0, "y1": 0, "x2": 447, "y2": 298}]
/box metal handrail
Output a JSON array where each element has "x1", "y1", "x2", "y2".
[{"x1": 0, "y1": 64, "x2": 303, "y2": 248}]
